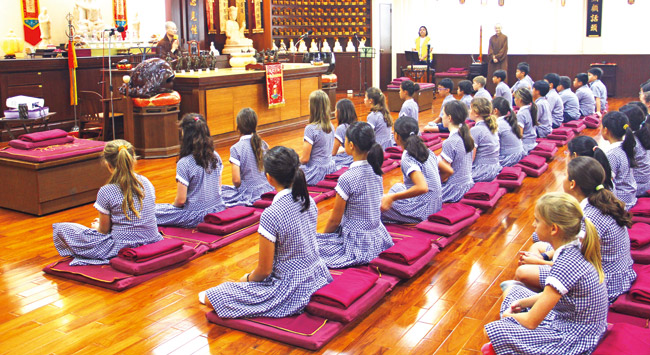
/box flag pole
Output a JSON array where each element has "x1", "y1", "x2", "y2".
[{"x1": 66, "y1": 13, "x2": 79, "y2": 132}]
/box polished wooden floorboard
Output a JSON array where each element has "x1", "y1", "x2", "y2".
[{"x1": 0, "y1": 95, "x2": 631, "y2": 354}]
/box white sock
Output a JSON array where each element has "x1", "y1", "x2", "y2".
[{"x1": 198, "y1": 291, "x2": 206, "y2": 305}]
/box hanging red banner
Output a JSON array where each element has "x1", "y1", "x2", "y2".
[
  {"x1": 21, "y1": 0, "x2": 41, "y2": 46},
  {"x1": 265, "y1": 64, "x2": 285, "y2": 108},
  {"x1": 113, "y1": 0, "x2": 128, "y2": 40}
]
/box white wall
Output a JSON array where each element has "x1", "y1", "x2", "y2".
[{"x1": 0, "y1": 0, "x2": 166, "y2": 52}]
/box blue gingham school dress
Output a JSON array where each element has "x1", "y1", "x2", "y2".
[
  {"x1": 440, "y1": 131, "x2": 475, "y2": 203},
  {"x1": 399, "y1": 98, "x2": 419, "y2": 120},
  {"x1": 606, "y1": 142, "x2": 638, "y2": 210},
  {"x1": 206, "y1": 189, "x2": 332, "y2": 318},
  {"x1": 517, "y1": 105, "x2": 538, "y2": 153},
  {"x1": 534, "y1": 97, "x2": 552, "y2": 138},
  {"x1": 367, "y1": 111, "x2": 395, "y2": 150},
  {"x1": 317, "y1": 160, "x2": 394, "y2": 268},
  {"x1": 155, "y1": 153, "x2": 226, "y2": 228},
  {"x1": 53, "y1": 174, "x2": 163, "y2": 266},
  {"x1": 485, "y1": 242, "x2": 608, "y2": 355},
  {"x1": 382, "y1": 151, "x2": 443, "y2": 224},
  {"x1": 300, "y1": 123, "x2": 337, "y2": 185},
  {"x1": 497, "y1": 116, "x2": 526, "y2": 167},
  {"x1": 222, "y1": 136, "x2": 274, "y2": 207},
  {"x1": 332, "y1": 123, "x2": 354, "y2": 169},
  {"x1": 633, "y1": 136, "x2": 650, "y2": 196},
  {"x1": 470, "y1": 121, "x2": 502, "y2": 182}
]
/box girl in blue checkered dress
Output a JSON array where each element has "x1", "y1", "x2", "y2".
[
  {"x1": 468, "y1": 97, "x2": 502, "y2": 182},
  {"x1": 602, "y1": 111, "x2": 638, "y2": 209},
  {"x1": 200, "y1": 146, "x2": 332, "y2": 318},
  {"x1": 381, "y1": 116, "x2": 442, "y2": 224},
  {"x1": 514, "y1": 88, "x2": 539, "y2": 153},
  {"x1": 516, "y1": 157, "x2": 636, "y2": 304},
  {"x1": 493, "y1": 97, "x2": 526, "y2": 167},
  {"x1": 331, "y1": 99, "x2": 357, "y2": 169},
  {"x1": 365, "y1": 87, "x2": 395, "y2": 149},
  {"x1": 438, "y1": 100, "x2": 475, "y2": 203},
  {"x1": 485, "y1": 192, "x2": 608, "y2": 355},
  {"x1": 398, "y1": 80, "x2": 420, "y2": 120},
  {"x1": 620, "y1": 104, "x2": 650, "y2": 196},
  {"x1": 222, "y1": 108, "x2": 274, "y2": 207},
  {"x1": 317, "y1": 122, "x2": 394, "y2": 268},
  {"x1": 155, "y1": 114, "x2": 226, "y2": 227},
  {"x1": 300, "y1": 90, "x2": 337, "y2": 185},
  {"x1": 53, "y1": 140, "x2": 162, "y2": 266}
]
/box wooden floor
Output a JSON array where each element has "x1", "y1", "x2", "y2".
[{"x1": 0, "y1": 94, "x2": 632, "y2": 354}]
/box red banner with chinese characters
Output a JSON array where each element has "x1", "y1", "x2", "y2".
[
  {"x1": 113, "y1": 0, "x2": 128, "y2": 40},
  {"x1": 265, "y1": 64, "x2": 285, "y2": 108},
  {"x1": 21, "y1": 0, "x2": 41, "y2": 46}
]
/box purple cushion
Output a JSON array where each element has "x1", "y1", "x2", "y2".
[
  {"x1": 495, "y1": 172, "x2": 526, "y2": 190},
  {"x1": 530, "y1": 146, "x2": 559, "y2": 160},
  {"x1": 381, "y1": 160, "x2": 400, "y2": 173},
  {"x1": 632, "y1": 244, "x2": 650, "y2": 264},
  {"x1": 158, "y1": 224, "x2": 259, "y2": 251},
  {"x1": 370, "y1": 244, "x2": 440, "y2": 279},
  {"x1": 435, "y1": 72, "x2": 468, "y2": 78},
  {"x1": 306, "y1": 277, "x2": 390, "y2": 323},
  {"x1": 428, "y1": 142, "x2": 443, "y2": 151},
  {"x1": 606, "y1": 310, "x2": 650, "y2": 328},
  {"x1": 593, "y1": 323, "x2": 650, "y2": 355},
  {"x1": 460, "y1": 187, "x2": 507, "y2": 210},
  {"x1": 205, "y1": 311, "x2": 343, "y2": 351},
  {"x1": 514, "y1": 162, "x2": 549, "y2": 177},
  {"x1": 110, "y1": 245, "x2": 195, "y2": 275},
  {"x1": 387, "y1": 84, "x2": 400, "y2": 90},
  {"x1": 419, "y1": 83, "x2": 435, "y2": 89},
  {"x1": 610, "y1": 292, "x2": 650, "y2": 318},
  {"x1": 416, "y1": 212, "x2": 480, "y2": 237},
  {"x1": 431, "y1": 231, "x2": 464, "y2": 249},
  {"x1": 0, "y1": 138, "x2": 105, "y2": 162}
]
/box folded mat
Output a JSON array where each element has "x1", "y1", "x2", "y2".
[
  {"x1": 0, "y1": 138, "x2": 106, "y2": 163},
  {"x1": 497, "y1": 167, "x2": 523, "y2": 180},
  {"x1": 584, "y1": 116, "x2": 601, "y2": 129},
  {"x1": 117, "y1": 238, "x2": 184, "y2": 262},
  {"x1": 530, "y1": 144, "x2": 558, "y2": 160},
  {"x1": 630, "y1": 264, "x2": 650, "y2": 303},
  {"x1": 514, "y1": 162, "x2": 548, "y2": 177},
  {"x1": 633, "y1": 215, "x2": 650, "y2": 225},
  {"x1": 380, "y1": 237, "x2": 432, "y2": 265},
  {"x1": 18, "y1": 128, "x2": 68, "y2": 142},
  {"x1": 381, "y1": 160, "x2": 400, "y2": 173},
  {"x1": 159, "y1": 224, "x2": 259, "y2": 250},
  {"x1": 547, "y1": 132, "x2": 575, "y2": 141},
  {"x1": 385, "y1": 223, "x2": 440, "y2": 241},
  {"x1": 311, "y1": 268, "x2": 378, "y2": 309},
  {"x1": 630, "y1": 198, "x2": 650, "y2": 217},
  {"x1": 324, "y1": 167, "x2": 349, "y2": 181},
  {"x1": 607, "y1": 310, "x2": 650, "y2": 328},
  {"x1": 385, "y1": 146, "x2": 403, "y2": 154},
  {"x1": 205, "y1": 311, "x2": 343, "y2": 351},
  {"x1": 427, "y1": 142, "x2": 443, "y2": 152},
  {"x1": 315, "y1": 180, "x2": 338, "y2": 189},
  {"x1": 461, "y1": 188, "x2": 507, "y2": 210},
  {"x1": 198, "y1": 213, "x2": 261, "y2": 235},
  {"x1": 562, "y1": 121, "x2": 587, "y2": 133},
  {"x1": 370, "y1": 244, "x2": 440, "y2": 279},
  {"x1": 418, "y1": 211, "x2": 480, "y2": 237},
  {"x1": 592, "y1": 323, "x2": 650, "y2": 355},
  {"x1": 9, "y1": 135, "x2": 74, "y2": 150},
  {"x1": 253, "y1": 199, "x2": 272, "y2": 208},
  {"x1": 611, "y1": 292, "x2": 650, "y2": 318},
  {"x1": 260, "y1": 190, "x2": 277, "y2": 200},
  {"x1": 536, "y1": 137, "x2": 568, "y2": 147},
  {"x1": 495, "y1": 171, "x2": 527, "y2": 190},
  {"x1": 111, "y1": 245, "x2": 196, "y2": 275},
  {"x1": 518, "y1": 154, "x2": 547, "y2": 169},
  {"x1": 463, "y1": 182, "x2": 500, "y2": 201},
  {"x1": 428, "y1": 203, "x2": 477, "y2": 225},
  {"x1": 551, "y1": 127, "x2": 575, "y2": 136},
  {"x1": 430, "y1": 231, "x2": 464, "y2": 249},
  {"x1": 420, "y1": 133, "x2": 442, "y2": 143},
  {"x1": 632, "y1": 244, "x2": 650, "y2": 264},
  {"x1": 532, "y1": 142, "x2": 557, "y2": 153},
  {"x1": 205, "y1": 206, "x2": 256, "y2": 225},
  {"x1": 630, "y1": 223, "x2": 650, "y2": 249}
]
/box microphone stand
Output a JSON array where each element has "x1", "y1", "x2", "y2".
[
  {"x1": 354, "y1": 34, "x2": 363, "y2": 97},
  {"x1": 104, "y1": 29, "x2": 117, "y2": 140},
  {"x1": 293, "y1": 32, "x2": 309, "y2": 64}
]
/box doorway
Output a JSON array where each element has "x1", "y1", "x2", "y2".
[{"x1": 379, "y1": 3, "x2": 392, "y2": 91}]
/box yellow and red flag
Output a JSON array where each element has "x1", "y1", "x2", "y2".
[{"x1": 68, "y1": 40, "x2": 78, "y2": 106}]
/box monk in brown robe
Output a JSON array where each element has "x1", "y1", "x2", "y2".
[
  {"x1": 157, "y1": 21, "x2": 179, "y2": 59},
  {"x1": 487, "y1": 24, "x2": 508, "y2": 92}
]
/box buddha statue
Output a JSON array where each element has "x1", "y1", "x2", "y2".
[{"x1": 222, "y1": 6, "x2": 254, "y2": 54}]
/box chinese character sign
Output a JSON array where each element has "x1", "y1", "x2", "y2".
[
  {"x1": 586, "y1": 0, "x2": 602, "y2": 37},
  {"x1": 187, "y1": 0, "x2": 199, "y2": 41}
]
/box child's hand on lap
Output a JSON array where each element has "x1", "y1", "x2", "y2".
[
  {"x1": 90, "y1": 218, "x2": 99, "y2": 230},
  {"x1": 380, "y1": 194, "x2": 394, "y2": 212}
]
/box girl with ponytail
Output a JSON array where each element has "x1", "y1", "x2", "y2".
[
  {"x1": 222, "y1": 108, "x2": 274, "y2": 206},
  {"x1": 398, "y1": 80, "x2": 420, "y2": 119},
  {"x1": 438, "y1": 100, "x2": 475, "y2": 202},
  {"x1": 602, "y1": 111, "x2": 638, "y2": 209},
  {"x1": 493, "y1": 96, "x2": 526, "y2": 167},
  {"x1": 514, "y1": 88, "x2": 538, "y2": 153},
  {"x1": 485, "y1": 192, "x2": 608, "y2": 355},
  {"x1": 469, "y1": 97, "x2": 502, "y2": 181},
  {"x1": 567, "y1": 136, "x2": 614, "y2": 190},
  {"x1": 317, "y1": 121, "x2": 393, "y2": 268},
  {"x1": 300, "y1": 90, "x2": 337, "y2": 185},
  {"x1": 365, "y1": 87, "x2": 395, "y2": 149},
  {"x1": 156, "y1": 113, "x2": 226, "y2": 227},
  {"x1": 517, "y1": 157, "x2": 635, "y2": 304},
  {"x1": 381, "y1": 116, "x2": 443, "y2": 223},
  {"x1": 620, "y1": 104, "x2": 650, "y2": 196},
  {"x1": 331, "y1": 99, "x2": 358, "y2": 169},
  {"x1": 200, "y1": 146, "x2": 333, "y2": 318},
  {"x1": 53, "y1": 140, "x2": 162, "y2": 265}
]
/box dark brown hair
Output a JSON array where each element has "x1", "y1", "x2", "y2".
[
  {"x1": 179, "y1": 113, "x2": 217, "y2": 172},
  {"x1": 236, "y1": 108, "x2": 264, "y2": 171}
]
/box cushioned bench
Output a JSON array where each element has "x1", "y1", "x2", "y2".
[{"x1": 386, "y1": 77, "x2": 436, "y2": 112}]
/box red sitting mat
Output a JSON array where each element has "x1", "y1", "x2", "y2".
[
  {"x1": 18, "y1": 128, "x2": 68, "y2": 142},
  {"x1": 380, "y1": 237, "x2": 432, "y2": 265},
  {"x1": 111, "y1": 245, "x2": 196, "y2": 275},
  {"x1": 370, "y1": 244, "x2": 440, "y2": 279},
  {"x1": 630, "y1": 264, "x2": 650, "y2": 303},
  {"x1": 536, "y1": 137, "x2": 568, "y2": 147},
  {"x1": 518, "y1": 154, "x2": 547, "y2": 169},
  {"x1": 204, "y1": 206, "x2": 256, "y2": 225},
  {"x1": 431, "y1": 231, "x2": 463, "y2": 249},
  {"x1": 260, "y1": 190, "x2": 277, "y2": 200},
  {"x1": 0, "y1": 138, "x2": 105, "y2": 163},
  {"x1": 418, "y1": 211, "x2": 480, "y2": 237},
  {"x1": 630, "y1": 223, "x2": 650, "y2": 249},
  {"x1": 324, "y1": 167, "x2": 349, "y2": 181},
  {"x1": 384, "y1": 223, "x2": 439, "y2": 242},
  {"x1": 311, "y1": 269, "x2": 378, "y2": 309},
  {"x1": 547, "y1": 131, "x2": 575, "y2": 141},
  {"x1": 611, "y1": 292, "x2": 650, "y2": 318},
  {"x1": 385, "y1": 146, "x2": 403, "y2": 154},
  {"x1": 306, "y1": 276, "x2": 390, "y2": 323},
  {"x1": 9, "y1": 135, "x2": 74, "y2": 150},
  {"x1": 198, "y1": 213, "x2": 261, "y2": 235},
  {"x1": 551, "y1": 127, "x2": 574, "y2": 136},
  {"x1": 315, "y1": 180, "x2": 337, "y2": 189},
  {"x1": 428, "y1": 203, "x2": 477, "y2": 225},
  {"x1": 495, "y1": 171, "x2": 526, "y2": 190},
  {"x1": 530, "y1": 145, "x2": 558, "y2": 160},
  {"x1": 630, "y1": 198, "x2": 650, "y2": 217},
  {"x1": 583, "y1": 115, "x2": 601, "y2": 128},
  {"x1": 117, "y1": 238, "x2": 184, "y2": 262},
  {"x1": 461, "y1": 188, "x2": 507, "y2": 210},
  {"x1": 463, "y1": 182, "x2": 500, "y2": 201},
  {"x1": 205, "y1": 311, "x2": 343, "y2": 351},
  {"x1": 387, "y1": 152, "x2": 403, "y2": 160},
  {"x1": 381, "y1": 160, "x2": 400, "y2": 173},
  {"x1": 253, "y1": 199, "x2": 272, "y2": 208},
  {"x1": 421, "y1": 133, "x2": 442, "y2": 143},
  {"x1": 607, "y1": 310, "x2": 650, "y2": 328},
  {"x1": 632, "y1": 244, "x2": 650, "y2": 264},
  {"x1": 514, "y1": 162, "x2": 548, "y2": 177},
  {"x1": 159, "y1": 224, "x2": 259, "y2": 251},
  {"x1": 633, "y1": 215, "x2": 650, "y2": 225},
  {"x1": 428, "y1": 142, "x2": 443, "y2": 152},
  {"x1": 592, "y1": 323, "x2": 650, "y2": 355},
  {"x1": 497, "y1": 167, "x2": 523, "y2": 180},
  {"x1": 533, "y1": 142, "x2": 557, "y2": 152}
]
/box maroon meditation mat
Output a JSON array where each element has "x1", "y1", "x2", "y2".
[
  {"x1": 633, "y1": 215, "x2": 650, "y2": 225},
  {"x1": 460, "y1": 187, "x2": 507, "y2": 210},
  {"x1": 117, "y1": 238, "x2": 184, "y2": 262},
  {"x1": 551, "y1": 127, "x2": 575, "y2": 137},
  {"x1": 385, "y1": 146, "x2": 403, "y2": 154},
  {"x1": 253, "y1": 199, "x2": 272, "y2": 208},
  {"x1": 562, "y1": 120, "x2": 587, "y2": 133},
  {"x1": 347, "y1": 265, "x2": 401, "y2": 291},
  {"x1": 308, "y1": 186, "x2": 335, "y2": 194},
  {"x1": 0, "y1": 138, "x2": 105, "y2": 163},
  {"x1": 370, "y1": 243, "x2": 439, "y2": 279},
  {"x1": 428, "y1": 142, "x2": 443, "y2": 152},
  {"x1": 205, "y1": 311, "x2": 344, "y2": 351},
  {"x1": 607, "y1": 310, "x2": 650, "y2": 328},
  {"x1": 629, "y1": 264, "x2": 650, "y2": 303},
  {"x1": 306, "y1": 277, "x2": 390, "y2": 323},
  {"x1": 514, "y1": 162, "x2": 548, "y2": 177},
  {"x1": 547, "y1": 131, "x2": 575, "y2": 142},
  {"x1": 9, "y1": 135, "x2": 74, "y2": 150},
  {"x1": 110, "y1": 245, "x2": 196, "y2": 275},
  {"x1": 324, "y1": 167, "x2": 349, "y2": 181},
  {"x1": 380, "y1": 236, "x2": 433, "y2": 265},
  {"x1": 381, "y1": 160, "x2": 400, "y2": 173},
  {"x1": 463, "y1": 182, "x2": 500, "y2": 201},
  {"x1": 611, "y1": 293, "x2": 650, "y2": 318},
  {"x1": 536, "y1": 137, "x2": 568, "y2": 147},
  {"x1": 159, "y1": 224, "x2": 259, "y2": 251},
  {"x1": 430, "y1": 231, "x2": 463, "y2": 249},
  {"x1": 592, "y1": 323, "x2": 650, "y2": 355},
  {"x1": 630, "y1": 223, "x2": 650, "y2": 249},
  {"x1": 386, "y1": 152, "x2": 403, "y2": 160},
  {"x1": 583, "y1": 114, "x2": 601, "y2": 128},
  {"x1": 518, "y1": 154, "x2": 547, "y2": 169},
  {"x1": 18, "y1": 128, "x2": 68, "y2": 142},
  {"x1": 495, "y1": 171, "x2": 526, "y2": 190},
  {"x1": 204, "y1": 206, "x2": 256, "y2": 225},
  {"x1": 428, "y1": 203, "x2": 477, "y2": 225},
  {"x1": 420, "y1": 133, "x2": 442, "y2": 144},
  {"x1": 260, "y1": 190, "x2": 277, "y2": 200},
  {"x1": 315, "y1": 180, "x2": 338, "y2": 189},
  {"x1": 630, "y1": 198, "x2": 650, "y2": 217},
  {"x1": 311, "y1": 268, "x2": 378, "y2": 309},
  {"x1": 632, "y1": 244, "x2": 650, "y2": 264},
  {"x1": 497, "y1": 167, "x2": 523, "y2": 180},
  {"x1": 198, "y1": 213, "x2": 261, "y2": 235},
  {"x1": 530, "y1": 144, "x2": 558, "y2": 160},
  {"x1": 417, "y1": 211, "x2": 480, "y2": 237}
]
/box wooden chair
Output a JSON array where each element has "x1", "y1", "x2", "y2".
[{"x1": 78, "y1": 91, "x2": 106, "y2": 141}]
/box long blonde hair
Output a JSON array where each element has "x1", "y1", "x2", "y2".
[
  {"x1": 309, "y1": 90, "x2": 332, "y2": 134},
  {"x1": 536, "y1": 192, "x2": 604, "y2": 283},
  {"x1": 470, "y1": 97, "x2": 498, "y2": 134},
  {"x1": 103, "y1": 140, "x2": 145, "y2": 220}
]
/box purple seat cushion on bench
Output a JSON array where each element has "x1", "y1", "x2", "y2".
[
  {"x1": 387, "y1": 84, "x2": 400, "y2": 90},
  {"x1": 110, "y1": 245, "x2": 196, "y2": 275},
  {"x1": 159, "y1": 224, "x2": 259, "y2": 250},
  {"x1": 205, "y1": 311, "x2": 343, "y2": 351},
  {"x1": 0, "y1": 138, "x2": 105, "y2": 162},
  {"x1": 416, "y1": 212, "x2": 480, "y2": 237},
  {"x1": 514, "y1": 162, "x2": 548, "y2": 177},
  {"x1": 460, "y1": 188, "x2": 507, "y2": 210},
  {"x1": 370, "y1": 244, "x2": 440, "y2": 279},
  {"x1": 419, "y1": 83, "x2": 435, "y2": 89},
  {"x1": 495, "y1": 171, "x2": 526, "y2": 190},
  {"x1": 610, "y1": 292, "x2": 650, "y2": 318}
]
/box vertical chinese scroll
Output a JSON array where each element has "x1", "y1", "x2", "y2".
[
  {"x1": 586, "y1": 0, "x2": 602, "y2": 38},
  {"x1": 219, "y1": 0, "x2": 228, "y2": 34},
  {"x1": 206, "y1": 0, "x2": 217, "y2": 34},
  {"x1": 253, "y1": 0, "x2": 264, "y2": 34},
  {"x1": 236, "y1": 0, "x2": 248, "y2": 34},
  {"x1": 188, "y1": 0, "x2": 199, "y2": 41}
]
